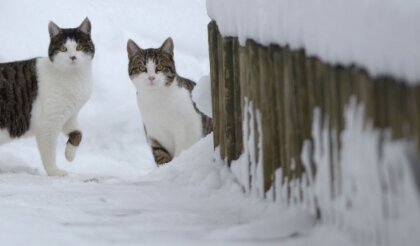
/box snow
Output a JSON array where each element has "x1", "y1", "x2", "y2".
[
  {"x1": 0, "y1": 0, "x2": 358, "y2": 245},
  {"x1": 192, "y1": 75, "x2": 212, "y2": 117},
  {"x1": 206, "y1": 0, "x2": 420, "y2": 84},
  {"x1": 294, "y1": 98, "x2": 420, "y2": 245},
  {"x1": 230, "y1": 100, "x2": 265, "y2": 198},
  {"x1": 0, "y1": 134, "x2": 353, "y2": 246}
]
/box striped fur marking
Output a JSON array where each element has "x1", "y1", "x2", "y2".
[
  {"x1": 150, "y1": 138, "x2": 172, "y2": 165},
  {"x1": 0, "y1": 59, "x2": 38, "y2": 138}
]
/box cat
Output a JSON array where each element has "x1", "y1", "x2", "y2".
[
  {"x1": 127, "y1": 37, "x2": 212, "y2": 165},
  {"x1": 0, "y1": 18, "x2": 94, "y2": 176}
]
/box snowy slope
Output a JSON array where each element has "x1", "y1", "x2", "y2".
[
  {"x1": 0, "y1": 1, "x2": 358, "y2": 245},
  {"x1": 207, "y1": 0, "x2": 420, "y2": 84}
]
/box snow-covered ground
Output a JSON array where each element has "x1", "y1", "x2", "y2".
[{"x1": 0, "y1": 1, "x2": 360, "y2": 245}]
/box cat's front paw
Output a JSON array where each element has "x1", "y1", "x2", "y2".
[
  {"x1": 46, "y1": 167, "x2": 68, "y2": 177},
  {"x1": 65, "y1": 143, "x2": 77, "y2": 162}
]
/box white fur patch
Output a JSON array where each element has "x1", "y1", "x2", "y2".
[
  {"x1": 51, "y1": 40, "x2": 93, "y2": 71},
  {"x1": 131, "y1": 59, "x2": 167, "y2": 88},
  {"x1": 134, "y1": 73, "x2": 202, "y2": 157},
  {"x1": 27, "y1": 56, "x2": 92, "y2": 176}
]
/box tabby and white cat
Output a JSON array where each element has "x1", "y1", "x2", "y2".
[
  {"x1": 0, "y1": 18, "x2": 94, "y2": 176},
  {"x1": 127, "y1": 38, "x2": 212, "y2": 165}
]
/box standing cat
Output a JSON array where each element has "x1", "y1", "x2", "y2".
[
  {"x1": 0, "y1": 18, "x2": 95, "y2": 176},
  {"x1": 127, "y1": 38, "x2": 212, "y2": 165}
]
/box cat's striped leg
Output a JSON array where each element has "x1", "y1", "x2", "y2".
[
  {"x1": 150, "y1": 138, "x2": 172, "y2": 165},
  {"x1": 62, "y1": 116, "x2": 82, "y2": 162}
]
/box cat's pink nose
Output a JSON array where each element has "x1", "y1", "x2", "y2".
[
  {"x1": 148, "y1": 76, "x2": 155, "y2": 81},
  {"x1": 69, "y1": 56, "x2": 77, "y2": 61}
]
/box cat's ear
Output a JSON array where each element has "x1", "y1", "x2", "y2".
[
  {"x1": 127, "y1": 39, "x2": 142, "y2": 58},
  {"x1": 78, "y1": 17, "x2": 91, "y2": 35},
  {"x1": 160, "y1": 37, "x2": 174, "y2": 56},
  {"x1": 48, "y1": 21, "x2": 61, "y2": 38}
]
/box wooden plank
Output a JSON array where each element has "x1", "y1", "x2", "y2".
[
  {"x1": 414, "y1": 86, "x2": 420, "y2": 150},
  {"x1": 374, "y1": 78, "x2": 389, "y2": 130},
  {"x1": 304, "y1": 56, "x2": 317, "y2": 177},
  {"x1": 248, "y1": 41, "x2": 262, "y2": 191},
  {"x1": 408, "y1": 86, "x2": 420, "y2": 149},
  {"x1": 268, "y1": 45, "x2": 281, "y2": 199},
  {"x1": 221, "y1": 37, "x2": 236, "y2": 164},
  {"x1": 356, "y1": 70, "x2": 375, "y2": 128},
  {"x1": 244, "y1": 40, "x2": 256, "y2": 188},
  {"x1": 313, "y1": 58, "x2": 334, "y2": 196},
  {"x1": 217, "y1": 30, "x2": 225, "y2": 159},
  {"x1": 259, "y1": 45, "x2": 277, "y2": 193},
  {"x1": 238, "y1": 43, "x2": 250, "y2": 191},
  {"x1": 208, "y1": 21, "x2": 219, "y2": 149},
  {"x1": 232, "y1": 39, "x2": 243, "y2": 160},
  {"x1": 387, "y1": 80, "x2": 404, "y2": 139},
  {"x1": 293, "y1": 49, "x2": 310, "y2": 180},
  {"x1": 273, "y1": 46, "x2": 286, "y2": 187},
  {"x1": 282, "y1": 47, "x2": 295, "y2": 185},
  {"x1": 238, "y1": 45, "x2": 247, "y2": 129},
  {"x1": 336, "y1": 66, "x2": 353, "y2": 147}
]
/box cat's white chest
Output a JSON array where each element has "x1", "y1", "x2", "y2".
[
  {"x1": 30, "y1": 58, "x2": 92, "y2": 133},
  {"x1": 137, "y1": 83, "x2": 202, "y2": 156}
]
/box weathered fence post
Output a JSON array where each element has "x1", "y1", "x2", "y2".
[{"x1": 208, "y1": 21, "x2": 219, "y2": 149}]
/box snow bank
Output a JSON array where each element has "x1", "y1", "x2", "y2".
[
  {"x1": 155, "y1": 134, "x2": 321, "y2": 244},
  {"x1": 146, "y1": 134, "x2": 237, "y2": 190},
  {"x1": 206, "y1": 0, "x2": 420, "y2": 84}
]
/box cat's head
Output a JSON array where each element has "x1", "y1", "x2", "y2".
[
  {"x1": 127, "y1": 38, "x2": 176, "y2": 89},
  {"x1": 48, "y1": 18, "x2": 95, "y2": 69}
]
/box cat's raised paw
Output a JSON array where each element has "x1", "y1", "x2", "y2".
[{"x1": 65, "y1": 143, "x2": 77, "y2": 162}]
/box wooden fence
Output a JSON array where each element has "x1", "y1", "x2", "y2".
[{"x1": 208, "y1": 21, "x2": 420, "y2": 199}]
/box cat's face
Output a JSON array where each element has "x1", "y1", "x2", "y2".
[
  {"x1": 127, "y1": 38, "x2": 176, "y2": 89},
  {"x1": 48, "y1": 18, "x2": 94, "y2": 70}
]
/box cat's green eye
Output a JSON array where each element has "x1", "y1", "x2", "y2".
[
  {"x1": 139, "y1": 65, "x2": 147, "y2": 71},
  {"x1": 156, "y1": 64, "x2": 163, "y2": 70},
  {"x1": 76, "y1": 44, "x2": 83, "y2": 51},
  {"x1": 59, "y1": 46, "x2": 67, "y2": 52}
]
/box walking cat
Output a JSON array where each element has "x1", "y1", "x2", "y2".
[
  {"x1": 127, "y1": 38, "x2": 212, "y2": 165},
  {"x1": 0, "y1": 18, "x2": 94, "y2": 176}
]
